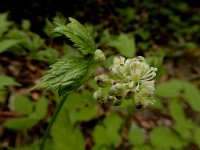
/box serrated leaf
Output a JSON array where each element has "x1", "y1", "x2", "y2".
[
  {"x1": 0, "y1": 75, "x2": 21, "y2": 89},
  {"x1": 38, "y1": 56, "x2": 91, "y2": 95},
  {"x1": 150, "y1": 126, "x2": 185, "y2": 149},
  {"x1": 0, "y1": 39, "x2": 21, "y2": 53},
  {"x1": 108, "y1": 33, "x2": 136, "y2": 57},
  {"x1": 54, "y1": 18, "x2": 96, "y2": 55},
  {"x1": 3, "y1": 117, "x2": 38, "y2": 130},
  {"x1": 10, "y1": 94, "x2": 34, "y2": 115},
  {"x1": 128, "y1": 124, "x2": 145, "y2": 146},
  {"x1": 183, "y1": 82, "x2": 200, "y2": 111},
  {"x1": 155, "y1": 80, "x2": 183, "y2": 98}
]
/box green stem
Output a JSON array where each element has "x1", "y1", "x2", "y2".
[{"x1": 40, "y1": 94, "x2": 69, "y2": 150}]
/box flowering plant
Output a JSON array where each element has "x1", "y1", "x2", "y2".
[{"x1": 93, "y1": 55, "x2": 157, "y2": 108}]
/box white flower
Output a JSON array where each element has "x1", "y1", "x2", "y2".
[{"x1": 93, "y1": 55, "x2": 157, "y2": 107}]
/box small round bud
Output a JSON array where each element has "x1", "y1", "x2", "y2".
[
  {"x1": 113, "y1": 56, "x2": 125, "y2": 65},
  {"x1": 110, "y1": 83, "x2": 126, "y2": 97},
  {"x1": 94, "y1": 49, "x2": 105, "y2": 62},
  {"x1": 94, "y1": 74, "x2": 110, "y2": 87},
  {"x1": 93, "y1": 88, "x2": 107, "y2": 103}
]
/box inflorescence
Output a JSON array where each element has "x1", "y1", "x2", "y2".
[{"x1": 93, "y1": 54, "x2": 157, "y2": 108}]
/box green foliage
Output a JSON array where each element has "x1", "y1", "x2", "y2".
[
  {"x1": 156, "y1": 80, "x2": 200, "y2": 111},
  {"x1": 93, "y1": 113, "x2": 123, "y2": 147},
  {"x1": 10, "y1": 94, "x2": 34, "y2": 115},
  {"x1": 3, "y1": 96, "x2": 48, "y2": 130},
  {"x1": 0, "y1": 12, "x2": 12, "y2": 37},
  {"x1": 150, "y1": 126, "x2": 185, "y2": 149},
  {"x1": 0, "y1": 39, "x2": 22, "y2": 53},
  {"x1": 54, "y1": 17, "x2": 96, "y2": 55},
  {"x1": 128, "y1": 124, "x2": 145, "y2": 146},
  {"x1": 0, "y1": 75, "x2": 21, "y2": 90},
  {"x1": 155, "y1": 80, "x2": 183, "y2": 98},
  {"x1": 38, "y1": 56, "x2": 91, "y2": 95},
  {"x1": 107, "y1": 33, "x2": 136, "y2": 57}
]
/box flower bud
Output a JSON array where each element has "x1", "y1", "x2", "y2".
[
  {"x1": 93, "y1": 88, "x2": 107, "y2": 103},
  {"x1": 94, "y1": 49, "x2": 105, "y2": 62},
  {"x1": 110, "y1": 83, "x2": 126, "y2": 98},
  {"x1": 113, "y1": 56, "x2": 125, "y2": 65},
  {"x1": 94, "y1": 74, "x2": 110, "y2": 87}
]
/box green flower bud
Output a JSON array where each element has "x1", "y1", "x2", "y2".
[
  {"x1": 110, "y1": 83, "x2": 126, "y2": 98},
  {"x1": 94, "y1": 74, "x2": 111, "y2": 87},
  {"x1": 113, "y1": 56, "x2": 125, "y2": 65},
  {"x1": 94, "y1": 49, "x2": 106, "y2": 62},
  {"x1": 93, "y1": 88, "x2": 107, "y2": 103}
]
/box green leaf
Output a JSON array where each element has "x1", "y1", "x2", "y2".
[
  {"x1": 193, "y1": 125, "x2": 200, "y2": 148},
  {"x1": 33, "y1": 97, "x2": 48, "y2": 119},
  {"x1": 0, "y1": 75, "x2": 21, "y2": 89},
  {"x1": 183, "y1": 82, "x2": 200, "y2": 111},
  {"x1": 51, "y1": 106, "x2": 85, "y2": 150},
  {"x1": 38, "y1": 56, "x2": 91, "y2": 95},
  {"x1": 3, "y1": 117, "x2": 38, "y2": 130},
  {"x1": 169, "y1": 101, "x2": 192, "y2": 139},
  {"x1": 150, "y1": 126, "x2": 184, "y2": 149},
  {"x1": 155, "y1": 80, "x2": 183, "y2": 98},
  {"x1": 54, "y1": 17, "x2": 96, "y2": 55},
  {"x1": 0, "y1": 39, "x2": 21, "y2": 53},
  {"x1": 169, "y1": 101, "x2": 185, "y2": 123},
  {"x1": 108, "y1": 33, "x2": 136, "y2": 57},
  {"x1": 10, "y1": 94, "x2": 34, "y2": 115},
  {"x1": 133, "y1": 145, "x2": 152, "y2": 150},
  {"x1": 75, "y1": 106, "x2": 97, "y2": 122},
  {"x1": 0, "y1": 13, "x2": 12, "y2": 37},
  {"x1": 128, "y1": 124, "x2": 145, "y2": 146},
  {"x1": 93, "y1": 113, "x2": 123, "y2": 146},
  {"x1": 65, "y1": 92, "x2": 85, "y2": 110}
]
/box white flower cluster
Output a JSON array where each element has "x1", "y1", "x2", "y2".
[{"x1": 93, "y1": 56, "x2": 157, "y2": 108}]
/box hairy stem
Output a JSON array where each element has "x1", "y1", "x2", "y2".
[{"x1": 40, "y1": 94, "x2": 69, "y2": 150}]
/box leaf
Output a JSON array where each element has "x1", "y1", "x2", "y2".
[
  {"x1": 65, "y1": 92, "x2": 85, "y2": 110},
  {"x1": 150, "y1": 126, "x2": 185, "y2": 149},
  {"x1": 183, "y1": 82, "x2": 200, "y2": 111},
  {"x1": 54, "y1": 18, "x2": 96, "y2": 55},
  {"x1": 108, "y1": 33, "x2": 136, "y2": 57},
  {"x1": 0, "y1": 75, "x2": 21, "y2": 89},
  {"x1": 3, "y1": 117, "x2": 38, "y2": 130},
  {"x1": 0, "y1": 13, "x2": 12, "y2": 37},
  {"x1": 155, "y1": 80, "x2": 183, "y2": 98},
  {"x1": 134, "y1": 145, "x2": 152, "y2": 150},
  {"x1": 51, "y1": 105, "x2": 85, "y2": 150},
  {"x1": 93, "y1": 113, "x2": 123, "y2": 146},
  {"x1": 38, "y1": 56, "x2": 91, "y2": 95},
  {"x1": 169, "y1": 101, "x2": 192, "y2": 139},
  {"x1": 193, "y1": 125, "x2": 200, "y2": 147},
  {"x1": 10, "y1": 94, "x2": 34, "y2": 116},
  {"x1": 128, "y1": 124, "x2": 145, "y2": 146},
  {"x1": 0, "y1": 39, "x2": 21, "y2": 53},
  {"x1": 33, "y1": 97, "x2": 48, "y2": 119},
  {"x1": 75, "y1": 106, "x2": 97, "y2": 122}
]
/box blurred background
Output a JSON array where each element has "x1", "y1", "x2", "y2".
[{"x1": 0, "y1": 0, "x2": 200, "y2": 150}]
